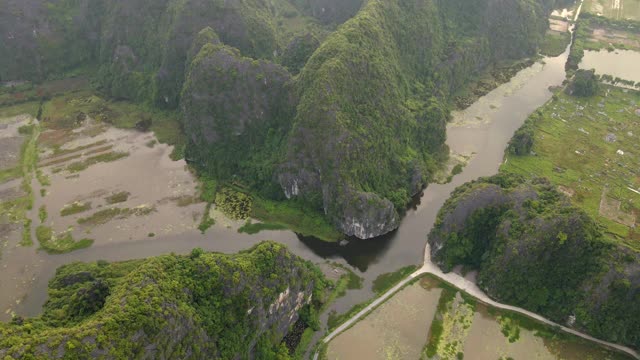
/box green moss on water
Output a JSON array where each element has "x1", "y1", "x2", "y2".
[
  {"x1": 372, "y1": 265, "x2": 417, "y2": 294},
  {"x1": 38, "y1": 205, "x2": 48, "y2": 223},
  {"x1": 21, "y1": 219, "x2": 33, "y2": 247},
  {"x1": 35, "y1": 225, "x2": 93, "y2": 254},
  {"x1": 60, "y1": 202, "x2": 92, "y2": 217},
  {"x1": 105, "y1": 192, "x2": 130, "y2": 205},
  {"x1": 66, "y1": 152, "x2": 129, "y2": 173},
  {"x1": 238, "y1": 220, "x2": 289, "y2": 235}
]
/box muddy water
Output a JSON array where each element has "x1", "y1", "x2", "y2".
[
  {"x1": 5, "y1": 47, "x2": 570, "y2": 321},
  {"x1": 34, "y1": 127, "x2": 201, "y2": 246},
  {"x1": 326, "y1": 281, "x2": 442, "y2": 360},
  {"x1": 463, "y1": 305, "x2": 627, "y2": 360},
  {"x1": 580, "y1": 49, "x2": 640, "y2": 83}
]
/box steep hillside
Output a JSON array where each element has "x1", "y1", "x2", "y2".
[
  {"x1": 0, "y1": 0, "x2": 330, "y2": 105},
  {"x1": 277, "y1": 0, "x2": 555, "y2": 238},
  {"x1": 428, "y1": 174, "x2": 640, "y2": 349},
  {"x1": 181, "y1": 43, "x2": 296, "y2": 196},
  {"x1": 0, "y1": 0, "x2": 559, "y2": 239},
  {"x1": 0, "y1": 242, "x2": 326, "y2": 359}
]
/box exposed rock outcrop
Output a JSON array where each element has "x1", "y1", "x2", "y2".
[
  {"x1": 428, "y1": 174, "x2": 640, "y2": 349},
  {"x1": 181, "y1": 43, "x2": 295, "y2": 181},
  {"x1": 0, "y1": 242, "x2": 323, "y2": 359}
]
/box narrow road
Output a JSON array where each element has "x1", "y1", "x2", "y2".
[
  {"x1": 317, "y1": 243, "x2": 640, "y2": 360},
  {"x1": 315, "y1": 3, "x2": 640, "y2": 358}
]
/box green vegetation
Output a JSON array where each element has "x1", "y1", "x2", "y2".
[
  {"x1": 498, "y1": 315, "x2": 522, "y2": 343},
  {"x1": 540, "y1": 31, "x2": 571, "y2": 56},
  {"x1": 567, "y1": 12, "x2": 640, "y2": 70},
  {"x1": 584, "y1": 0, "x2": 640, "y2": 21},
  {"x1": 325, "y1": 267, "x2": 364, "y2": 303},
  {"x1": 35, "y1": 225, "x2": 93, "y2": 254},
  {"x1": 199, "y1": 177, "x2": 218, "y2": 203},
  {"x1": 105, "y1": 192, "x2": 130, "y2": 205},
  {"x1": 214, "y1": 188, "x2": 253, "y2": 220},
  {"x1": 181, "y1": 0, "x2": 553, "y2": 239},
  {"x1": 430, "y1": 171, "x2": 640, "y2": 349},
  {"x1": 238, "y1": 220, "x2": 289, "y2": 235},
  {"x1": 78, "y1": 206, "x2": 155, "y2": 227},
  {"x1": 423, "y1": 288, "x2": 456, "y2": 358},
  {"x1": 291, "y1": 328, "x2": 315, "y2": 360},
  {"x1": 198, "y1": 203, "x2": 215, "y2": 234},
  {"x1": 327, "y1": 300, "x2": 372, "y2": 331},
  {"x1": 21, "y1": 219, "x2": 33, "y2": 247},
  {"x1": 371, "y1": 265, "x2": 418, "y2": 295},
  {"x1": 572, "y1": 69, "x2": 600, "y2": 97},
  {"x1": 0, "y1": 166, "x2": 22, "y2": 184},
  {"x1": 251, "y1": 197, "x2": 342, "y2": 242},
  {"x1": 0, "y1": 242, "x2": 326, "y2": 359},
  {"x1": 0, "y1": 102, "x2": 40, "y2": 119},
  {"x1": 38, "y1": 205, "x2": 48, "y2": 223},
  {"x1": 0, "y1": 117, "x2": 40, "y2": 250},
  {"x1": 36, "y1": 169, "x2": 51, "y2": 186},
  {"x1": 66, "y1": 152, "x2": 129, "y2": 173},
  {"x1": 60, "y1": 202, "x2": 92, "y2": 217},
  {"x1": 502, "y1": 86, "x2": 640, "y2": 244},
  {"x1": 2, "y1": 0, "x2": 555, "y2": 241}
]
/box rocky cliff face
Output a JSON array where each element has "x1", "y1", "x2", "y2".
[
  {"x1": 181, "y1": 42, "x2": 296, "y2": 188},
  {"x1": 275, "y1": 0, "x2": 555, "y2": 239},
  {"x1": 0, "y1": 242, "x2": 324, "y2": 359},
  {"x1": 428, "y1": 175, "x2": 640, "y2": 349},
  {"x1": 0, "y1": 0, "x2": 559, "y2": 240}
]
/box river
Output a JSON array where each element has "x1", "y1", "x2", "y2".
[{"x1": 8, "y1": 46, "x2": 569, "y2": 326}]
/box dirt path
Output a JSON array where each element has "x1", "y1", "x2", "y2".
[{"x1": 317, "y1": 242, "x2": 640, "y2": 360}]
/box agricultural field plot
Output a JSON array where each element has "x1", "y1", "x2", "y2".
[
  {"x1": 325, "y1": 276, "x2": 632, "y2": 360},
  {"x1": 574, "y1": 13, "x2": 640, "y2": 52},
  {"x1": 584, "y1": 0, "x2": 640, "y2": 21},
  {"x1": 32, "y1": 92, "x2": 202, "y2": 249},
  {"x1": 502, "y1": 86, "x2": 640, "y2": 247},
  {"x1": 326, "y1": 279, "x2": 442, "y2": 360}
]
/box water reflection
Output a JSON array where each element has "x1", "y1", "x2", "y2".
[
  {"x1": 580, "y1": 49, "x2": 640, "y2": 83},
  {"x1": 298, "y1": 231, "x2": 396, "y2": 272}
]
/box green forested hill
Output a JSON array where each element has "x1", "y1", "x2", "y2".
[
  {"x1": 0, "y1": 242, "x2": 326, "y2": 359},
  {"x1": 0, "y1": 0, "x2": 559, "y2": 239},
  {"x1": 428, "y1": 174, "x2": 640, "y2": 349}
]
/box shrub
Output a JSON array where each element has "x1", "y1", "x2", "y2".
[{"x1": 215, "y1": 188, "x2": 252, "y2": 220}]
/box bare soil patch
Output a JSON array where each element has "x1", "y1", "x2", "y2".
[
  {"x1": 600, "y1": 190, "x2": 636, "y2": 227},
  {"x1": 591, "y1": 28, "x2": 640, "y2": 48},
  {"x1": 550, "y1": 18, "x2": 570, "y2": 32},
  {"x1": 0, "y1": 137, "x2": 24, "y2": 170}
]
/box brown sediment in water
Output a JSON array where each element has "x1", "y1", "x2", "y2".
[
  {"x1": 463, "y1": 304, "x2": 627, "y2": 360},
  {"x1": 2, "y1": 42, "x2": 572, "y2": 324},
  {"x1": 327, "y1": 282, "x2": 442, "y2": 360}
]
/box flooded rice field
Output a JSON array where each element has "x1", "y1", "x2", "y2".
[
  {"x1": 327, "y1": 278, "x2": 442, "y2": 360},
  {"x1": 34, "y1": 119, "x2": 201, "y2": 246},
  {"x1": 0, "y1": 44, "x2": 572, "y2": 323},
  {"x1": 580, "y1": 49, "x2": 640, "y2": 83},
  {"x1": 327, "y1": 276, "x2": 632, "y2": 360},
  {"x1": 463, "y1": 305, "x2": 628, "y2": 360}
]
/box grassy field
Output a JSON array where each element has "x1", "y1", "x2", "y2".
[
  {"x1": 251, "y1": 197, "x2": 343, "y2": 242},
  {"x1": 502, "y1": 86, "x2": 640, "y2": 248},
  {"x1": 584, "y1": 0, "x2": 640, "y2": 21},
  {"x1": 41, "y1": 90, "x2": 186, "y2": 159},
  {"x1": 371, "y1": 265, "x2": 418, "y2": 295},
  {"x1": 541, "y1": 31, "x2": 572, "y2": 56}
]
